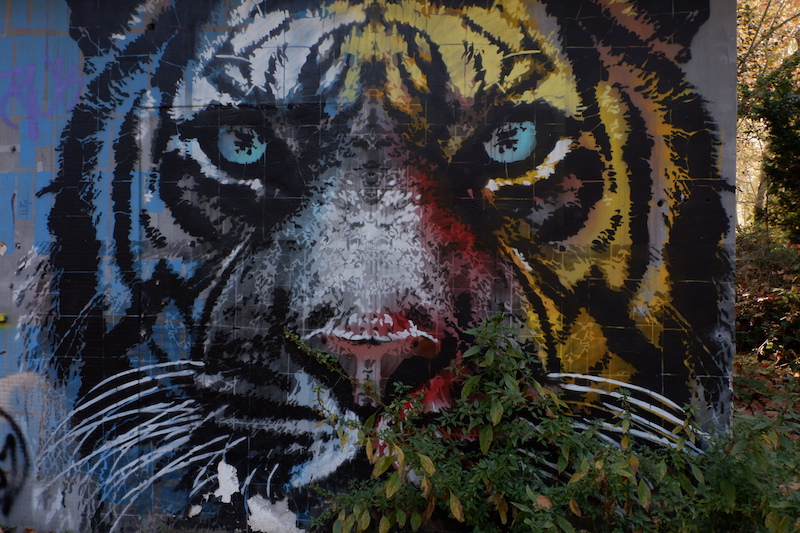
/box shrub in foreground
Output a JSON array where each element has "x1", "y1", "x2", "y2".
[{"x1": 292, "y1": 316, "x2": 800, "y2": 533}]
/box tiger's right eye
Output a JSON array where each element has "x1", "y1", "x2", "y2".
[{"x1": 218, "y1": 125, "x2": 268, "y2": 164}]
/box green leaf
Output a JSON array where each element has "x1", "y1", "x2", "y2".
[
  {"x1": 721, "y1": 477, "x2": 736, "y2": 506},
  {"x1": 385, "y1": 470, "x2": 403, "y2": 499},
  {"x1": 555, "y1": 515, "x2": 577, "y2": 532},
  {"x1": 463, "y1": 326, "x2": 480, "y2": 337},
  {"x1": 678, "y1": 473, "x2": 693, "y2": 493},
  {"x1": 411, "y1": 511, "x2": 422, "y2": 532},
  {"x1": 480, "y1": 425, "x2": 494, "y2": 455},
  {"x1": 396, "y1": 509, "x2": 407, "y2": 527},
  {"x1": 637, "y1": 479, "x2": 652, "y2": 510},
  {"x1": 656, "y1": 460, "x2": 668, "y2": 481},
  {"x1": 557, "y1": 453, "x2": 568, "y2": 473},
  {"x1": 363, "y1": 413, "x2": 376, "y2": 432},
  {"x1": 484, "y1": 348, "x2": 495, "y2": 366},
  {"x1": 503, "y1": 374, "x2": 519, "y2": 394},
  {"x1": 511, "y1": 502, "x2": 535, "y2": 514},
  {"x1": 462, "y1": 345, "x2": 481, "y2": 358},
  {"x1": 490, "y1": 398, "x2": 504, "y2": 426},
  {"x1": 353, "y1": 504, "x2": 364, "y2": 520},
  {"x1": 461, "y1": 375, "x2": 481, "y2": 399},
  {"x1": 730, "y1": 439, "x2": 747, "y2": 457},
  {"x1": 690, "y1": 463, "x2": 705, "y2": 484}
]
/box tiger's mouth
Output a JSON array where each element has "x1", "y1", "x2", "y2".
[{"x1": 305, "y1": 315, "x2": 442, "y2": 406}]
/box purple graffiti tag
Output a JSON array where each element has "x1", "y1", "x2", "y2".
[
  {"x1": 0, "y1": 57, "x2": 83, "y2": 141},
  {"x1": 48, "y1": 57, "x2": 83, "y2": 116},
  {"x1": 0, "y1": 66, "x2": 37, "y2": 130}
]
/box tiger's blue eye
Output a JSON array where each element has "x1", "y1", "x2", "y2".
[
  {"x1": 218, "y1": 125, "x2": 267, "y2": 164},
  {"x1": 484, "y1": 121, "x2": 536, "y2": 163}
]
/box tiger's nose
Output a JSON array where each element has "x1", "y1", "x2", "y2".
[{"x1": 307, "y1": 315, "x2": 440, "y2": 406}]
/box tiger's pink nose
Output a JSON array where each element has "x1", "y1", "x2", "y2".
[{"x1": 308, "y1": 315, "x2": 440, "y2": 406}]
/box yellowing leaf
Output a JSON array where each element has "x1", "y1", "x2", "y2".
[
  {"x1": 357, "y1": 509, "x2": 371, "y2": 532},
  {"x1": 569, "y1": 498, "x2": 582, "y2": 517},
  {"x1": 366, "y1": 439, "x2": 374, "y2": 464},
  {"x1": 450, "y1": 492, "x2": 465, "y2": 522},
  {"x1": 425, "y1": 497, "x2": 436, "y2": 521},
  {"x1": 421, "y1": 475, "x2": 432, "y2": 498},
  {"x1": 339, "y1": 430, "x2": 349, "y2": 451},
  {"x1": 568, "y1": 471, "x2": 585, "y2": 484},
  {"x1": 342, "y1": 514, "x2": 355, "y2": 533},
  {"x1": 393, "y1": 445, "x2": 406, "y2": 470},
  {"x1": 535, "y1": 495, "x2": 553, "y2": 509},
  {"x1": 379, "y1": 515, "x2": 391, "y2": 533},
  {"x1": 494, "y1": 494, "x2": 509, "y2": 524},
  {"x1": 372, "y1": 455, "x2": 393, "y2": 478},
  {"x1": 628, "y1": 454, "x2": 640, "y2": 475},
  {"x1": 419, "y1": 454, "x2": 435, "y2": 476}
]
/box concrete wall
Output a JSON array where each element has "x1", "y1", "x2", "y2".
[{"x1": 0, "y1": 1, "x2": 735, "y2": 531}]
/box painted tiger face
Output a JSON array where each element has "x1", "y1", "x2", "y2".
[
  {"x1": 16, "y1": 0, "x2": 732, "y2": 531},
  {"x1": 168, "y1": 0, "x2": 592, "y2": 408}
]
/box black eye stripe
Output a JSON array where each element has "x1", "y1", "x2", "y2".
[{"x1": 183, "y1": 105, "x2": 267, "y2": 128}]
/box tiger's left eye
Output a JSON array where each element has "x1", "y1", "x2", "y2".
[
  {"x1": 218, "y1": 125, "x2": 267, "y2": 164},
  {"x1": 484, "y1": 121, "x2": 536, "y2": 163}
]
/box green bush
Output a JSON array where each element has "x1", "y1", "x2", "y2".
[{"x1": 292, "y1": 316, "x2": 800, "y2": 533}]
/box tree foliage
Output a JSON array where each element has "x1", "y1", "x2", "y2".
[
  {"x1": 753, "y1": 51, "x2": 800, "y2": 239},
  {"x1": 738, "y1": 0, "x2": 800, "y2": 118},
  {"x1": 737, "y1": 0, "x2": 800, "y2": 226}
]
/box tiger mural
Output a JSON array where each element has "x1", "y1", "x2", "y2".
[{"x1": 7, "y1": 0, "x2": 733, "y2": 531}]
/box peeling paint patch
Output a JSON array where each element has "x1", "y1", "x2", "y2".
[
  {"x1": 213, "y1": 460, "x2": 240, "y2": 504},
  {"x1": 247, "y1": 495, "x2": 305, "y2": 533}
]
